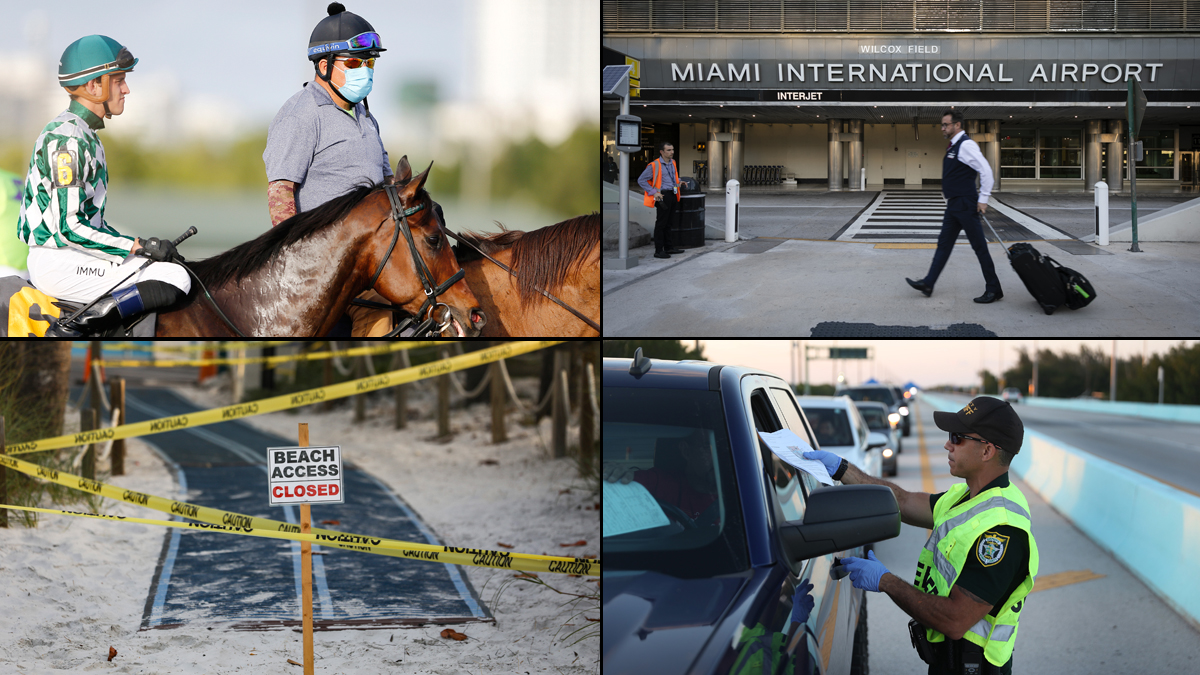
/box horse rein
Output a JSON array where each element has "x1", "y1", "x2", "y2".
[
  {"x1": 442, "y1": 228, "x2": 601, "y2": 333},
  {"x1": 181, "y1": 264, "x2": 248, "y2": 337}
]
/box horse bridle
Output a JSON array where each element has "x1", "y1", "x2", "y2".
[
  {"x1": 442, "y1": 226, "x2": 601, "y2": 333},
  {"x1": 376, "y1": 184, "x2": 466, "y2": 337}
]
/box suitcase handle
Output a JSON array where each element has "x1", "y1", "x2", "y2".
[{"x1": 980, "y1": 213, "x2": 1011, "y2": 256}]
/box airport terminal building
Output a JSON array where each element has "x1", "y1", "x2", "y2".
[{"x1": 602, "y1": 1, "x2": 1200, "y2": 192}]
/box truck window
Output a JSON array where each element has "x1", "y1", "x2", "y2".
[{"x1": 754, "y1": 389, "x2": 806, "y2": 523}]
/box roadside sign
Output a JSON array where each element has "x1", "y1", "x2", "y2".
[
  {"x1": 267, "y1": 445, "x2": 344, "y2": 505},
  {"x1": 1128, "y1": 77, "x2": 1147, "y2": 137},
  {"x1": 615, "y1": 114, "x2": 642, "y2": 153}
]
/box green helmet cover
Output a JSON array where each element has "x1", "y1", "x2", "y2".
[{"x1": 59, "y1": 35, "x2": 137, "y2": 88}]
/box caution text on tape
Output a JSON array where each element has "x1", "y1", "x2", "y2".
[
  {"x1": 0, "y1": 453, "x2": 598, "y2": 576},
  {"x1": 0, "y1": 504, "x2": 598, "y2": 576},
  {"x1": 9, "y1": 340, "x2": 562, "y2": 455}
]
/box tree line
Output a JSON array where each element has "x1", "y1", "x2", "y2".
[{"x1": 977, "y1": 343, "x2": 1200, "y2": 404}]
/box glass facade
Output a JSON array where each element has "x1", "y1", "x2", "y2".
[
  {"x1": 1039, "y1": 129, "x2": 1082, "y2": 179},
  {"x1": 1000, "y1": 129, "x2": 1035, "y2": 179},
  {"x1": 1137, "y1": 129, "x2": 1175, "y2": 179},
  {"x1": 999, "y1": 128, "x2": 1084, "y2": 179}
]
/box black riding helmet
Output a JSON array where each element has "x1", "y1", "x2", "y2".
[{"x1": 308, "y1": 3, "x2": 385, "y2": 103}]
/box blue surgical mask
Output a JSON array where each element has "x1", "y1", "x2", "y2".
[{"x1": 336, "y1": 63, "x2": 373, "y2": 103}]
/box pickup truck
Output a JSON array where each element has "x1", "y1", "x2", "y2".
[{"x1": 603, "y1": 350, "x2": 902, "y2": 675}]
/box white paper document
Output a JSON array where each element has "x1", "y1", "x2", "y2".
[
  {"x1": 602, "y1": 479, "x2": 672, "y2": 537},
  {"x1": 757, "y1": 429, "x2": 836, "y2": 486}
]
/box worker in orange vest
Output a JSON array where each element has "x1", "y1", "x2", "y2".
[{"x1": 637, "y1": 142, "x2": 684, "y2": 259}]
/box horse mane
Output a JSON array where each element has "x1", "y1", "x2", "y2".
[
  {"x1": 189, "y1": 184, "x2": 380, "y2": 288},
  {"x1": 454, "y1": 212, "x2": 598, "y2": 307}
]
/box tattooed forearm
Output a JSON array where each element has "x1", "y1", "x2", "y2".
[{"x1": 268, "y1": 180, "x2": 297, "y2": 227}]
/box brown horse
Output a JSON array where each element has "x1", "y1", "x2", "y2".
[
  {"x1": 157, "y1": 158, "x2": 485, "y2": 337},
  {"x1": 452, "y1": 213, "x2": 599, "y2": 337}
]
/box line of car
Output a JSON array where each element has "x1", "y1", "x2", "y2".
[{"x1": 603, "y1": 351, "x2": 908, "y2": 675}]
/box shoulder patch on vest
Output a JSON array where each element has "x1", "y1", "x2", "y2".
[
  {"x1": 976, "y1": 530, "x2": 1009, "y2": 567},
  {"x1": 53, "y1": 149, "x2": 81, "y2": 188}
]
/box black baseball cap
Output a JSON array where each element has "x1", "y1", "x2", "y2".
[{"x1": 933, "y1": 396, "x2": 1024, "y2": 453}]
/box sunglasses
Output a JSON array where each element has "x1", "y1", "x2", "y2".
[
  {"x1": 337, "y1": 56, "x2": 376, "y2": 69},
  {"x1": 308, "y1": 31, "x2": 383, "y2": 57},
  {"x1": 950, "y1": 432, "x2": 988, "y2": 446}
]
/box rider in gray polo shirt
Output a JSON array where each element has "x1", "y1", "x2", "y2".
[
  {"x1": 262, "y1": 2, "x2": 394, "y2": 335},
  {"x1": 263, "y1": 80, "x2": 392, "y2": 213}
]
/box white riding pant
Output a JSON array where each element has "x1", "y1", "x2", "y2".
[{"x1": 27, "y1": 246, "x2": 191, "y2": 304}]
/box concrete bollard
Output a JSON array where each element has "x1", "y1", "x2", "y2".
[
  {"x1": 861, "y1": 168, "x2": 867, "y2": 191},
  {"x1": 1095, "y1": 181, "x2": 1109, "y2": 246},
  {"x1": 725, "y1": 179, "x2": 740, "y2": 243}
]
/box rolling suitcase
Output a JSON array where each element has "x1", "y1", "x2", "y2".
[{"x1": 982, "y1": 214, "x2": 1095, "y2": 314}]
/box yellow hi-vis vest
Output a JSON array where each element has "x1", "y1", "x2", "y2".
[{"x1": 913, "y1": 481, "x2": 1039, "y2": 667}]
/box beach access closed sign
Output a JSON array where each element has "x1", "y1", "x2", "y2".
[{"x1": 267, "y1": 446, "x2": 344, "y2": 505}]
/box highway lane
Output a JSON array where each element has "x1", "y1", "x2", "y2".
[{"x1": 930, "y1": 392, "x2": 1200, "y2": 498}]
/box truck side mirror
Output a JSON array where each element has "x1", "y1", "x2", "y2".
[{"x1": 778, "y1": 484, "x2": 900, "y2": 562}]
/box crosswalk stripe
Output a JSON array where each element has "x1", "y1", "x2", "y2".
[{"x1": 837, "y1": 191, "x2": 953, "y2": 242}]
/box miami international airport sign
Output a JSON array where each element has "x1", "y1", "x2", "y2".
[{"x1": 606, "y1": 36, "x2": 1199, "y2": 95}]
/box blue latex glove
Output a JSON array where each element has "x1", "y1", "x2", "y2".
[
  {"x1": 839, "y1": 550, "x2": 889, "y2": 592},
  {"x1": 802, "y1": 450, "x2": 843, "y2": 478},
  {"x1": 790, "y1": 580, "x2": 815, "y2": 624}
]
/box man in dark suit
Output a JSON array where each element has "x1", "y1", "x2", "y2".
[{"x1": 907, "y1": 110, "x2": 1002, "y2": 304}]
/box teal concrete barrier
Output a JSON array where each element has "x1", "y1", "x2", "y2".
[
  {"x1": 1023, "y1": 396, "x2": 1200, "y2": 426},
  {"x1": 918, "y1": 392, "x2": 1200, "y2": 631}
]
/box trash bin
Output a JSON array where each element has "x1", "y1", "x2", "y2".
[{"x1": 675, "y1": 177, "x2": 706, "y2": 248}]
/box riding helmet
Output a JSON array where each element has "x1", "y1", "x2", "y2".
[{"x1": 308, "y1": 3, "x2": 386, "y2": 61}]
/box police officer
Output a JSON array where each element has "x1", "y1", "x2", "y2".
[
  {"x1": 804, "y1": 396, "x2": 1038, "y2": 674},
  {"x1": 19, "y1": 35, "x2": 191, "y2": 335},
  {"x1": 907, "y1": 110, "x2": 1002, "y2": 304},
  {"x1": 263, "y1": 2, "x2": 394, "y2": 336}
]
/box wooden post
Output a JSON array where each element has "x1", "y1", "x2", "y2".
[
  {"x1": 198, "y1": 342, "x2": 217, "y2": 384},
  {"x1": 580, "y1": 361, "x2": 595, "y2": 468},
  {"x1": 552, "y1": 349, "x2": 568, "y2": 458},
  {"x1": 298, "y1": 423, "x2": 314, "y2": 675},
  {"x1": 437, "y1": 348, "x2": 451, "y2": 441},
  {"x1": 88, "y1": 340, "x2": 104, "y2": 386},
  {"x1": 322, "y1": 358, "x2": 334, "y2": 413},
  {"x1": 261, "y1": 346, "x2": 276, "y2": 391},
  {"x1": 82, "y1": 408, "x2": 96, "y2": 480},
  {"x1": 354, "y1": 345, "x2": 365, "y2": 423},
  {"x1": 393, "y1": 349, "x2": 408, "y2": 430},
  {"x1": 1, "y1": 415, "x2": 8, "y2": 528},
  {"x1": 490, "y1": 342, "x2": 507, "y2": 444},
  {"x1": 111, "y1": 376, "x2": 126, "y2": 476},
  {"x1": 232, "y1": 348, "x2": 245, "y2": 405},
  {"x1": 88, "y1": 342, "x2": 104, "y2": 418}
]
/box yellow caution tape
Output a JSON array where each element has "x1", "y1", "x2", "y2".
[
  {"x1": 97, "y1": 339, "x2": 446, "y2": 368},
  {"x1": 0, "y1": 504, "x2": 598, "y2": 576},
  {"x1": 9, "y1": 340, "x2": 562, "y2": 455},
  {"x1": 86, "y1": 340, "x2": 301, "y2": 353},
  {"x1": 0, "y1": 452, "x2": 597, "y2": 576}
]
